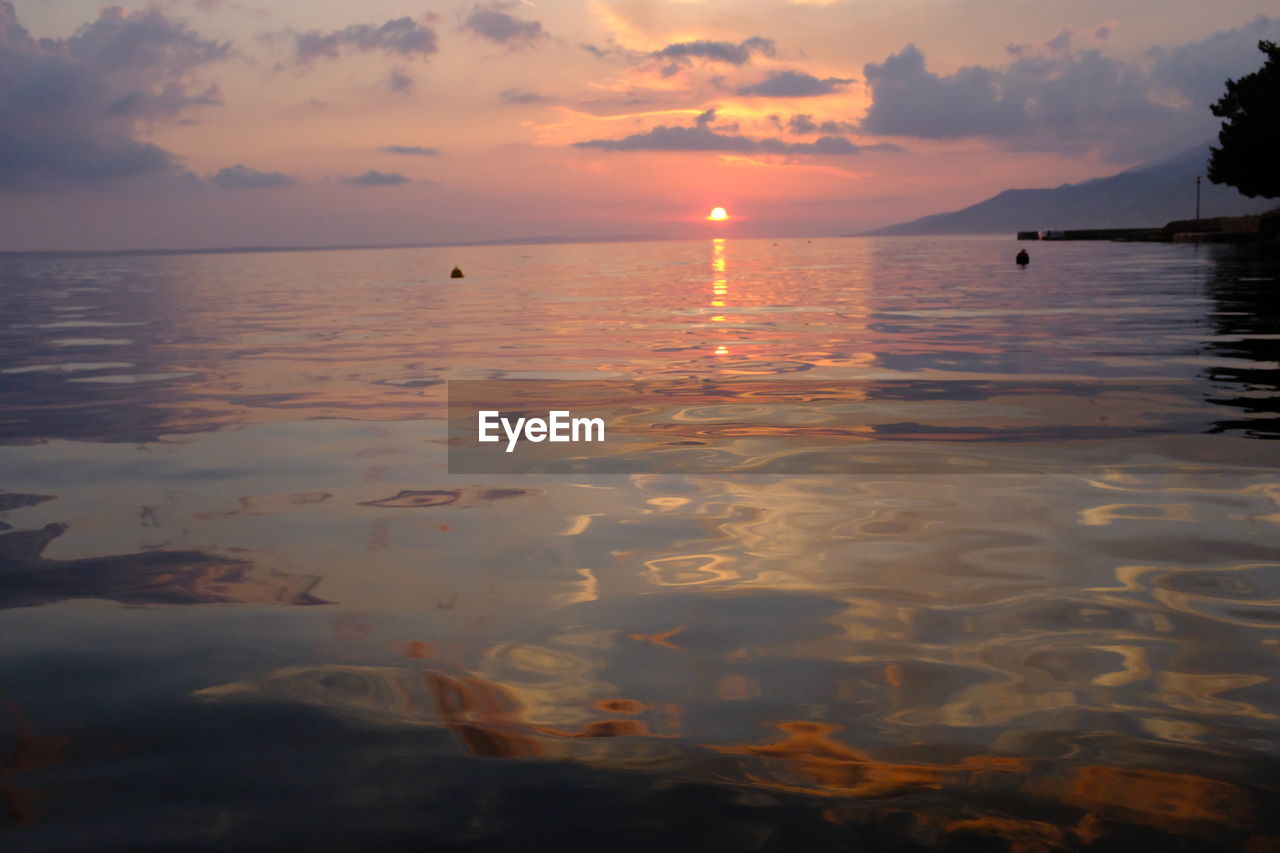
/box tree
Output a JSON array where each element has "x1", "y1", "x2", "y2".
[{"x1": 1207, "y1": 40, "x2": 1280, "y2": 199}]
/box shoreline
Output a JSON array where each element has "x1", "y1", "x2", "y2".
[{"x1": 1016, "y1": 209, "x2": 1280, "y2": 246}]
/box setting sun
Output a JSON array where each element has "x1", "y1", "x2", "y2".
[{"x1": 707, "y1": 207, "x2": 729, "y2": 221}]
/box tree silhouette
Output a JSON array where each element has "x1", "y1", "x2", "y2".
[{"x1": 1207, "y1": 40, "x2": 1280, "y2": 199}]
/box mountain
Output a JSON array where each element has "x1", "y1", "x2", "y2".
[{"x1": 865, "y1": 143, "x2": 1276, "y2": 236}]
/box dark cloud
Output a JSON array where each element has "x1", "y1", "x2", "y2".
[
  {"x1": 0, "y1": 2, "x2": 230, "y2": 190},
  {"x1": 860, "y1": 19, "x2": 1280, "y2": 160},
  {"x1": 1148, "y1": 15, "x2": 1280, "y2": 109},
  {"x1": 382, "y1": 145, "x2": 440, "y2": 156},
  {"x1": 685, "y1": 108, "x2": 740, "y2": 133},
  {"x1": 584, "y1": 36, "x2": 776, "y2": 79},
  {"x1": 788, "y1": 114, "x2": 858, "y2": 135},
  {"x1": 861, "y1": 45, "x2": 1023, "y2": 138},
  {"x1": 500, "y1": 87, "x2": 553, "y2": 104},
  {"x1": 787, "y1": 114, "x2": 817, "y2": 133},
  {"x1": 1093, "y1": 24, "x2": 1112, "y2": 41},
  {"x1": 794, "y1": 136, "x2": 901, "y2": 155},
  {"x1": 576, "y1": 125, "x2": 759, "y2": 153},
  {"x1": 579, "y1": 42, "x2": 625, "y2": 61},
  {"x1": 1045, "y1": 28, "x2": 1072, "y2": 52},
  {"x1": 341, "y1": 170, "x2": 411, "y2": 186},
  {"x1": 736, "y1": 70, "x2": 853, "y2": 97},
  {"x1": 860, "y1": 43, "x2": 1179, "y2": 161},
  {"x1": 463, "y1": 3, "x2": 546, "y2": 48},
  {"x1": 387, "y1": 66, "x2": 414, "y2": 94},
  {"x1": 572, "y1": 116, "x2": 900, "y2": 155},
  {"x1": 273, "y1": 16, "x2": 438, "y2": 65},
  {"x1": 210, "y1": 164, "x2": 296, "y2": 189},
  {"x1": 106, "y1": 83, "x2": 223, "y2": 120},
  {"x1": 652, "y1": 37, "x2": 774, "y2": 75}
]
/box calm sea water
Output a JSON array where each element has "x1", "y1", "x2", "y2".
[{"x1": 1, "y1": 236, "x2": 1278, "y2": 851}]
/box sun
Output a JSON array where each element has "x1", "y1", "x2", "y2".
[{"x1": 707, "y1": 207, "x2": 729, "y2": 221}]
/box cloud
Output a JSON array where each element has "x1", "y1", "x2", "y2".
[
  {"x1": 463, "y1": 3, "x2": 546, "y2": 48},
  {"x1": 382, "y1": 145, "x2": 440, "y2": 156},
  {"x1": 0, "y1": 2, "x2": 230, "y2": 190},
  {"x1": 1148, "y1": 15, "x2": 1280, "y2": 108},
  {"x1": 500, "y1": 87, "x2": 553, "y2": 104},
  {"x1": 582, "y1": 35, "x2": 776, "y2": 78},
  {"x1": 387, "y1": 66, "x2": 414, "y2": 94},
  {"x1": 574, "y1": 125, "x2": 759, "y2": 152},
  {"x1": 272, "y1": 16, "x2": 439, "y2": 65},
  {"x1": 1045, "y1": 28, "x2": 1072, "y2": 53},
  {"x1": 736, "y1": 70, "x2": 853, "y2": 97},
  {"x1": 579, "y1": 41, "x2": 627, "y2": 62},
  {"x1": 859, "y1": 18, "x2": 1280, "y2": 161},
  {"x1": 572, "y1": 115, "x2": 900, "y2": 154},
  {"x1": 105, "y1": 83, "x2": 224, "y2": 120},
  {"x1": 861, "y1": 45, "x2": 1023, "y2": 138},
  {"x1": 788, "y1": 114, "x2": 858, "y2": 135},
  {"x1": 652, "y1": 37, "x2": 774, "y2": 75},
  {"x1": 792, "y1": 137, "x2": 902, "y2": 154},
  {"x1": 341, "y1": 170, "x2": 411, "y2": 186},
  {"x1": 210, "y1": 164, "x2": 296, "y2": 189}
]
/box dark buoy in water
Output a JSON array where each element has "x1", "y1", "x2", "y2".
[
  {"x1": 450, "y1": 266, "x2": 464, "y2": 278},
  {"x1": 1015, "y1": 249, "x2": 1029, "y2": 268}
]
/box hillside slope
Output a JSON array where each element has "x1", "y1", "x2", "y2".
[{"x1": 866, "y1": 144, "x2": 1275, "y2": 236}]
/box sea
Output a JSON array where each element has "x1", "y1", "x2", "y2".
[{"x1": 1, "y1": 235, "x2": 1278, "y2": 851}]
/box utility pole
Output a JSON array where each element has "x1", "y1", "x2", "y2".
[{"x1": 1195, "y1": 175, "x2": 1202, "y2": 221}]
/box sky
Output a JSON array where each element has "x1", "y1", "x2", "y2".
[{"x1": 1, "y1": 0, "x2": 1277, "y2": 250}]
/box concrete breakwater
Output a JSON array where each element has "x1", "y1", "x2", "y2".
[
  {"x1": 1017, "y1": 211, "x2": 1279, "y2": 245},
  {"x1": 1017, "y1": 227, "x2": 1166, "y2": 242}
]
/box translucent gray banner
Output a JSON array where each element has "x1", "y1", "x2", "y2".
[{"x1": 446, "y1": 379, "x2": 1280, "y2": 475}]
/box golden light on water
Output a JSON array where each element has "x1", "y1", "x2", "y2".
[
  {"x1": 707, "y1": 207, "x2": 729, "y2": 221},
  {"x1": 711, "y1": 239, "x2": 729, "y2": 354},
  {"x1": 712, "y1": 239, "x2": 727, "y2": 306}
]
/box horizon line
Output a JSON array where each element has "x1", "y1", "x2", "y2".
[{"x1": 0, "y1": 231, "x2": 894, "y2": 258}]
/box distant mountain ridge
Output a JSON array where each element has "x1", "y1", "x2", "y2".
[{"x1": 865, "y1": 143, "x2": 1276, "y2": 236}]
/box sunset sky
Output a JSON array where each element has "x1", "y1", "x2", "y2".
[{"x1": 2, "y1": 0, "x2": 1277, "y2": 250}]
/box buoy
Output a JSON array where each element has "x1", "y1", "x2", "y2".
[
  {"x1": 450, "y1": 266, "x2": 464, "y2": 278},
  {"x1": 1015, "y1": 250, "x2": 1029, "y2": 268}
]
